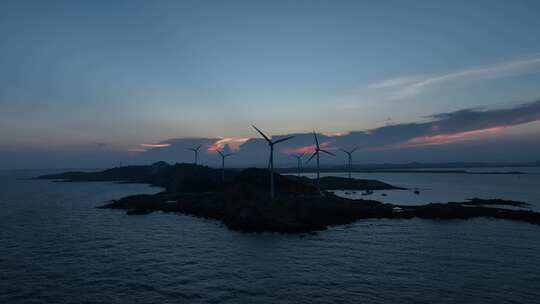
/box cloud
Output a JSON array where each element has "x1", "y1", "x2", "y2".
[
  {"x1": 132, "y1": 100, "x2": 540, "y2": 166},
  {"x1": 282, "y1": 141, "x2": 332, "y2": 155},
  {"x1": 424, "y1": 99, "x2": 540, "y2": 134},
  {"x1": 342, "y1": 100, "x2": 540, "y2": 151},
  {"x1": 207, "y1": 137, "x2": 250, "y2": 153},
  {"x1": 374, "y1": 126, "x2": 507, "y2": 151},
  {"x1": 368, "y1": 75, "x2": 426, "y2": 90},
  {"x1": 140, "y1": 143, "x2": 171, "y2": 148},
  {"x1": 2, "y1": 100, "x2": 539, "y2": 169},
  {"x1": 342, "y1": 55, "x2": 540, "y2": 106}
]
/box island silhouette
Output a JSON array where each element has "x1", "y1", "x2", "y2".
[{"x1": 38, "y1": 162, "x2": 540, "y2": 233}]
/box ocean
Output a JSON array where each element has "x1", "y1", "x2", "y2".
[
  {"x1": 327, "y1": 167, "x2": 540, "y2": 210},
  {"x1": 1, "y1": 169, "x2": 540, "y2": 303}
]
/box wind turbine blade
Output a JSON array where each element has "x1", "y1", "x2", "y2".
[
  {"x1": 339, "y1": 148, "x2": 349, "y2": 154},
  {"x1": 313, "y1": 131, "x2": 319, "y2": 149},
  {"x1": 196, "y1": 144, "x2": 202, "y2": 151},
  {"x1": 187, "y1": 148, "x2": 195, "y2": 152},
  {"x1": 273, "y1": 135, "x2": 295, "y2": 144},
  {"x1": 351, "y1": 146, "x2": 359, "y2": 153},
  {"x1": 306, "y1": 151, "x2": 317, "y2": 164},
  {"x1": 224, "y1": 153, "x2": 233, "y2": 157},
  {"x1": 217, "y1": 150, "x2": 224, "y2": 157},
  {"x1": 251, "y1": 125, "x2": 271, "y2": 142},
  {"x1": 320, "y1": 149, "x2": 336, "y2": 156}
]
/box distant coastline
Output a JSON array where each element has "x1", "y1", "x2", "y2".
[
  {"x1": 276, "y1": 161, "x2": 539, "y2": 175},
  {"x1": 279, "y1": 169, "x2": 527, "y2": 175},
  {"x1": 9, "y1": 160, "x2": 538, "y2": 173}
]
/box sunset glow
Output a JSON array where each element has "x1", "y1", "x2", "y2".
[
  {"x1": 207, "y1": 137, "x2": 250, "y2": 153},
  {"x1": 404, "y1": 126, "x2": 506, "y2": 147},
  {"x1": 322, "y1": 131, "x2": 350, "y2": 137},
  {"x1": 140, "y1": 143, "x2": 172, "y2": 148},
  {"x1": 2, "y1": 0, "x2": 540, "y2": 170},
  {"x1": 282, "y1": 141, "x2": 332, "y2": 155},
  {"x1": 367, "y1": 126, "x2": 508, "y2": 151}
]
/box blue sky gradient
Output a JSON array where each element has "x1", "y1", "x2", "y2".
[{"x1": 1, "y1": 0, "x2": 540, "y2": 168}]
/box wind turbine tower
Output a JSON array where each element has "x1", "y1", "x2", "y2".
[
  {"x1": 217, "y1": 150, "x2": 233, "y2": 181},
  {"x1": 340, "y1": 147, "x2": 358, "y2": 179},
  {"x1": 252, "y1": 125, "x2": 295, "y2": 200},
  {"x1": 306, "y1": 131, "x2": 335, "y2": 194},
  {"x1": 187, "y1": 144, "x2": 202, "y2": 165},
  {"x1": 292, "y1": 153, "x2": 305, "y2": 177}
]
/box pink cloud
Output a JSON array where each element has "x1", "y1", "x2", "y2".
[
  {"x1": 282, "y1": 141, "x2": 332, "y2": 155},
  {"x1": 140, "y1": 143, "x2": 171, "y2": 148},
  {"x1": 368, "y1": 126, "x2": 507, "y2": 151},
  {"x1": 207, "y1": 137, "x2": 250, "y2": 153},
  {"x1": 404, "y1": 126, "x2": 506, "y2": 147}
]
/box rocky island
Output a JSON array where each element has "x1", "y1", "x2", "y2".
[{"x1": 38, "y1": 162, "x2": 540, "y2": 233}]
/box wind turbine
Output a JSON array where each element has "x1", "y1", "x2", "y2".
[
  {"x1": 291, "y1": 153, "x2": 305, "y2": 177},
  {"x1": 187, "y1": 144, "x2": 202, "y2": 165},
  {"x1": 217, "y1": 150, "x2": 233, "y2": 181},
  {"x1": 251, "y1": 125, "x2": 295, "y2": 200},
  {"x1": 306, "y1": 131, "x2": 335, "y2": 194},
  {"x1": 340, "y1": 147, "x2": 358, "y2": 179}
]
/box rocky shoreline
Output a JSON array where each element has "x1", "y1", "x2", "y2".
[
  {"x1": 38, "y1": 162, "x2": 540, "y2": 233},
  {"x1": 98, "y1": 191, "x2": 539, "y2": 233}
]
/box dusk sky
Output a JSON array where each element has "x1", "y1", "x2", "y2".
[{"x1": 1, "y1": 0, "x2": 540, "y2": 169}]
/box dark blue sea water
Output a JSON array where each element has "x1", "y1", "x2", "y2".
[
  {"x1": 1, "y1": 170, "x2": 540, "y2": 303},
  {"x1": 325, "y1": 167, "x2": 540, "y2": 210}
]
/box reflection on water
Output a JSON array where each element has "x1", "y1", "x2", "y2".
[{"x1": 1, "y1": 169, "x2": 540, "y2": 303}]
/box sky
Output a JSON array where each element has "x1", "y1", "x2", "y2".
[{"x1": 1, "y1": 0, "x2": 540, "y2": 169}]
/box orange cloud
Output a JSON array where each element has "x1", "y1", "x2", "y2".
[
  {"x1": 404, "y1": 126, "x2": 506, "y2": 147},
  {"x1": 368, "y1": 126, "x2": 507, "y2": 151},
  {"x1": 207, "y1": 137, "x2": 250, "y2": 153},
  {"x1": 322, "y1": 131, "x2": 350, "y2": 137},
  {"x1": 140, "y1": 143, "x2": 171, "y2": 148},
  {"x1": 282, "y1": 141, "x2": 332, "y2": 155}
]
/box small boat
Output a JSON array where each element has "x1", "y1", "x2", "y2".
[
  {"x1": 413, "y1": 188, "x2": 420, "y2": 195},
  {"x1": 361, "y1": 189, "x2": 374, "y2": 196},
  {"x1": 381, "y1": 193, "x2": 387, "y2": 196},
  {"x1": 392, "y1": 207, "x2": 403, "y2": 213}
]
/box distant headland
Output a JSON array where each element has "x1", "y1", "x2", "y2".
[
  {"x1": 276, "y1": 161, "x2": 539, "y2": 175},
  {"x1": 37, "y1": 162, "x2": 540, "y2": 233}
]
